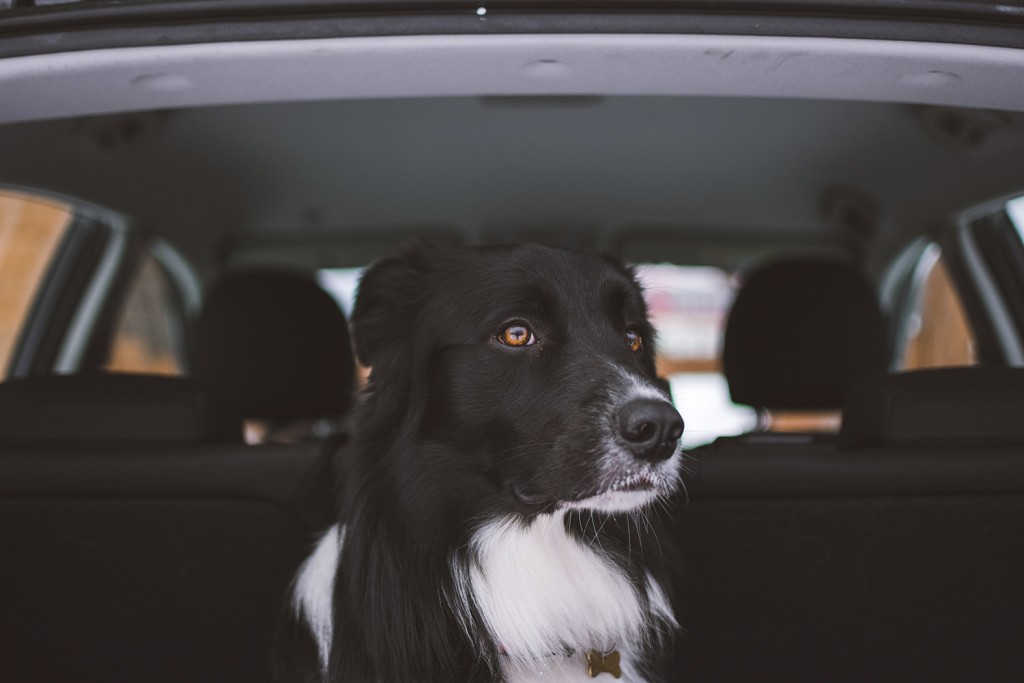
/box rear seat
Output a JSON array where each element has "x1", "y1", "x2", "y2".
[
  {"x1": 0, "y1": 271, "x2": 356, "y2": 682},
  {"x1": 0, "y1": 373, "x2": 335, "y2": 682},
  {"x1": 674, "y1": 366, "x2": 1024, "y2": 682}
]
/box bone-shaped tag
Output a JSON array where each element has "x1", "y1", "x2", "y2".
[{"x1": 585, "y1": 649, "x2": 621, "y2": 678}]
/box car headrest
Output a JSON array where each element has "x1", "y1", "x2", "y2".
[
  {"x1": 840, "y1": 367, "x2": 1024, "y2": 448},
  {"x1": 0, "y1": 373, "x2": 242, "y2": 446},
  {"x1": 193, "y1": 270, "x2": 355, "y2": 420},
  {"x1": 722, "y1": 256, "x2": 888, "y2": 410}
]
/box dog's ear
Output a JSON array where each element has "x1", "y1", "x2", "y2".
[{"x1": 351, "y1": 248, "x2": 429, "y2": 367}]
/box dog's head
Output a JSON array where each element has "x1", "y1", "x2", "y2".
[{"x1": 351, "y1": 243, "x2": 683, "y2": 517}]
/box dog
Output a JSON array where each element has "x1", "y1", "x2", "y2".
[{"x1": 274, "y1": 243, "x2": 685, "y2": 682}]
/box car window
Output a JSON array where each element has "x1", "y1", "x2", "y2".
[
  {"x1": 0, "y1": 189, "x2": 72, "y2": 377},
  {"x1": 103, "y1": 254, "x2": 186, "y2": 375},
  {"x1": 1008, "y1": 194, "x2": 1024, "y2": 241},
  {"x1": 897, "y1": 247, "x2": 977, "y2": 370},
  {"x1": 318, "y1": 268, "x2": 361, "y2": 318}
]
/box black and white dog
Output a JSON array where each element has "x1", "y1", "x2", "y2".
[{"x1": 274, "y1": 243, "x2": 685, "y2": 682}]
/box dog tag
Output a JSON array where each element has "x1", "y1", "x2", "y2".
[{"x1": 585, "y1": 649, "x2": 621, "y2": 678}]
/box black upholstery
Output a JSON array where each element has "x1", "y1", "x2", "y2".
[
  {"x1": 676, "y1": 366, "x2": 1024, "y2": 681},
  {"x1": 686, "y1": 440, "x2": 1024, "y2": 498},
  {"x1": 0, "y1": 443, "x2": 334, "y2": 526},
  {"x1": 0, "y1": 372, "x2": 241, "y2": 445},
  {"x1": 1, "y1": 272, "x2": 358, "y2": 680},
  {"x1": 840, "y1": 366, "x2": 1024, "y2": 447},
  {"x1": 722, "y1": 256, "x2": 888, "y2": 410},
  {"x1": 672, "y1": 494, "x2": 1024, "y2": 682},
  {"x1": 193, "y1": 270, "x2": 355, "y2": 420},
  {"x1": 0, "y1": 374, "x2": 337, "y2": 682}
]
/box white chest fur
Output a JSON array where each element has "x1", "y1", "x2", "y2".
[
  {"x1": 451, "y1": 514, "x2": 674, "y2": 683},
  {"x1": 292, "y1": 523, "x2": 344, "y2": 671}
]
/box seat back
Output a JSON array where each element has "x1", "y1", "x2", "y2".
[
  {"x1": 0, "y1": 374, "x2": 336, "y2": 682},
  {"x1": 674, "y1": 367, "x2": 1024, "y2": 682}
]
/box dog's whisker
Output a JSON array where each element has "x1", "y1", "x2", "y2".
[
  {"x1": 592, "y1": 517, "x2": 608, "y2": 555},
  {"x1": 654, "y1": 497, "x2": 677, "y2": 522},
  {"x1": 625, "y1": 514, "x2": 633, "y2": 559},
  {"x1": 630, "y1": 511, "x2": 638, "y2": 557},
  {"x1": 585, "y1": 511, "x2": 600, "y2": 552},
  {"x1": 642, "y1": 507, "x2": 664, "y2": 558}
]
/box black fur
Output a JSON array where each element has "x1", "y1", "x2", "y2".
[{"x1": 274, "y1": 243, "x2": 684, "y2": 682}]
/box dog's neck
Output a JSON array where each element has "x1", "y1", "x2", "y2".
[{"x1": 449, "y1": 512, "x2": 674, "y2": 681}]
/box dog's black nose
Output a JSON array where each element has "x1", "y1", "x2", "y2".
[{"x1": 617, "y1": 399, "x2": 684, "y2": 462}]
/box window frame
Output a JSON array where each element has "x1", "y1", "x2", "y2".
[
  {"x1": 937, "y1": 198, "x2": 1024, "y2": 367},
  {"x1": 7, "y1": 213, "x2": 121, "y2": 377},
  {"x1": 885, "y1": 238, "x2": 937, "y2": 371},
  {"x1": 969, "y1": 210, "x2": 1024, "y2": 346}
]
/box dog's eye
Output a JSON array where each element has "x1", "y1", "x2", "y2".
[
  {"x1": 626, "y1": 329, "x2": 643, "y2": 354},
  {"x1": 497, "y1": 322, "x2": 536, "y2": 347}
]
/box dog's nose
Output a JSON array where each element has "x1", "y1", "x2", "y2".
[{"x1": 616, "y1": 399, "x2": 684, "y2": 462}]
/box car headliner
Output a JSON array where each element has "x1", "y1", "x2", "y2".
[{"x1": 1, "y1": 33, "x2": 1023, "y2": 273}]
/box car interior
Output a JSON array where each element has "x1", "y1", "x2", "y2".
[{"x1": 2, "y1": 4, "x2": 1024, "y2": 681}]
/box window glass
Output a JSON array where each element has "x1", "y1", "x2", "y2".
[
  {"x1": 104, "y1": 255, "x2": 186, "y2": 375},
  {"x1": 318, "y1": 267, "x2": 367, "y2": 385},
  {"x1": 0, "y1": 190, "x2": 72, "y2": 376},
  {"x1": 318, "y1": 267, "x2": 362, "y2": 318},
  {"x1": 1007, "y1": 195, "x2": 1024, "y2": 242},
  {"x1": 898, "y1": 249, "x2": 976, "y2": 370}
]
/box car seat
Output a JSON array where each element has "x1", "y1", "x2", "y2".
[
  {"x1": 193, "y1": 269, "x2": 356, "y2": 443},
  {"x1": 716, "y1": 254, "x2": 888, "y2": 442}
]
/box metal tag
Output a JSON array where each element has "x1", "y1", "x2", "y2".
[{"x1": 585, "y1": 649, "x2": 622, "y2": 679}]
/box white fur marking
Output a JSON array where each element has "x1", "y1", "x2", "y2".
[
  {"x1": 645, "y1": 572, "x2": 679, "y2": 639},
  {"x1": 292, "y1": 523, "x2": 344, "y2": 671},
  {"x1": 606, "y1": 361, "x2": 673, "y2": 405},
  {"x1": 457, "y1": 514, "x2": 651, "y2": 681}
]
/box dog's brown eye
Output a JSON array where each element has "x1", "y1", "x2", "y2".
[
  {"x1": 498, "y1": 323, "x2": 535, "y2": 347},
  {"x1": 626, "y1": 329, "x2": 643, "y2": 353}
]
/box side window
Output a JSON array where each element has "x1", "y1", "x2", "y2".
[
  {"x1": 104, "y1": 254, "x2": 186, "y2": 376},
  {"x1": 319, "y1": 267, "x2": 369, "y2": 386},
  {"x1": 0, "y1": 190, "x2": 72, "y2": 377},
  {"x1": 898, "y1": 249, "x2": 976, "y2": 370},
  {"x1": 1008, "y1": 194, "x2": 1024, "y2": 240}
]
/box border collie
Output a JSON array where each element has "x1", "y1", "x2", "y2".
[{"x1": 274, "y1": 243, "x2": 685, "y2": 682}]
